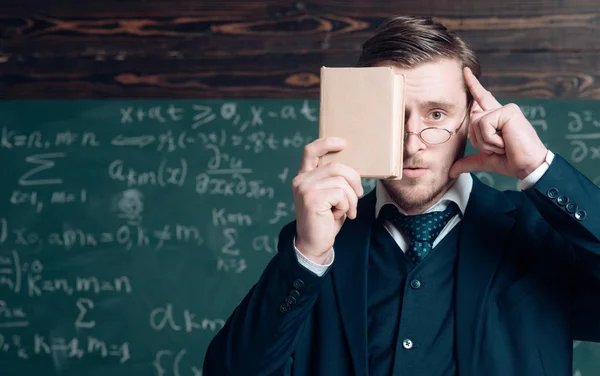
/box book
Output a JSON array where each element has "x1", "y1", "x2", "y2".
[{"x1": 318, "y1": 66, "x2": 405, "y2": 179}]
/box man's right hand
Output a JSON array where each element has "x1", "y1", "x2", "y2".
[{"x1": 292, "y1": 137, "x2": 364, "y2": 265}]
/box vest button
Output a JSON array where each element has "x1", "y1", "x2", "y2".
[
  {"x1": 410, "y1": 279, "x2": 421, "y2": 289},
  {"x1": 402, "y1": 338, "x2": 414, "y2": 349}
]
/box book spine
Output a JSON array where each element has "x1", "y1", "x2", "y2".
[
  {"x1": 392, "y1": 72, "x2": 401, "y2": 177},
  {"x1": 396, "y1": 74, "x2": 405, "y2": 179},
  {"x1": 318, "y1": 67, "x2": 327, "y2": 139}
]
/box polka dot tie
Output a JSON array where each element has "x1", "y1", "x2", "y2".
[{"x1": 379, "y1": 202, "x2": 460, "y2": 264}]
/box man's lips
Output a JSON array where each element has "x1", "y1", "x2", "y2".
[{"x1": 403, "y1": 166, "x2": 427, "y2": 178}]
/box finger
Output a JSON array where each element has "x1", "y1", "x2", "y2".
[
  {"x1": 477, "y1": 111, "x2": 506, "y2": 154},
  {"x1": 471, "y1": 101, "x2": 484, "y2": 114},
  {"x1": 449, "y1": 153, "x2": 489, "y2": 178},
  {"x1": 325, "y1": 188, "x2": 350, "y2": 221},
  {"x1": 471, "y1": 128, "x2": 504, "y2": 155},
  {"x1": 310, "y1": 176, "x2": 359, "y2": 219},
  {"x1": 468, "y1": 113, "x2": 482, "y2": 151},
  {"x1": 479, "y1": 116, "x2": 505, "y2": 151},
  {"x1": 298, "y1": 137, "x2": 346, "y2": 174},
  {"x1": 464, "y1": 67, "x2": 502, "y2": 112},
  {"x1": 303, "y1": 161, "x2": 364, "y2": 197},
  {"x1": 472, "y1": 114, "x2": 486, "y2": 152},
  {"x1": 292, "y1": 163, "x2": 362, "y2": 219},
  {"x1": 482, "y1": 144, "x2": 505, "y2": 155},
  {"x1": 468, "y1": 110, "x2": 504, "y2": 154}
]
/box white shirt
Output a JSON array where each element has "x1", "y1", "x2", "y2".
[{"x1": 295, "y1": 151, "x2": 555, "y2": 276}]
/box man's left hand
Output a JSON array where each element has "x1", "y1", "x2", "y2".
[{"x1": 449, "y1": 67, "x2": 548, "y2": 180}]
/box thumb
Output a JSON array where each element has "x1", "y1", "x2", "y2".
[{"x1": 449, "y1": 153, "x2": 488, "y2": 178}]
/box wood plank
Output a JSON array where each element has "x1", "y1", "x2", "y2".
[
  {"x1": 1, "y1": 52, "x2": 598, "y2": 99},
  {"x1": 1, "y1": 0, "x2": 598, "y2": 17},
  {"x1": 1, "y1": 10, "x2": 598, "y2": 59}
]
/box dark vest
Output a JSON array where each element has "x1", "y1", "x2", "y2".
[{"x1": 367, "y1": 215, "x2": 460, "y2": 375}]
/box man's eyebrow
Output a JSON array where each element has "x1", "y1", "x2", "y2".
[{"x1": 418, "y1": 100, "x2": 459, "y2": 111}]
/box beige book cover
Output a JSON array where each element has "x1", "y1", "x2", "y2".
[{"x1": 318, "y1": 66, "x2": 405, "y2": 179}]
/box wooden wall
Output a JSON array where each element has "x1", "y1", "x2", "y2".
[{"x1": 1, "y1": 0, "x2": 599, "y2": 99}]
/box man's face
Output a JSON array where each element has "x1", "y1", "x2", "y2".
[{"x1": 382, "y1": 58, "x2": 469, "y2": 213}]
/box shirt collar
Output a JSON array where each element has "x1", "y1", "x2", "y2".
[{"x1": 374, "y1": 172, "x2": 473, "y2": 217}]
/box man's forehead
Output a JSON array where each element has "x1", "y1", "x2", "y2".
[
  {"x1": 390, "y1": 58, "x2": 463, "y2": 77},
  {"x1": 395, "y1": 61, "x2": 467, "y2": 108}
]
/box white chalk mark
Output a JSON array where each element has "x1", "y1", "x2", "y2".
[
  {"x1": 206, "y1": 169, "x2": 253, "y2": 175},
  {"x1": 566, "y1": 133, "x2": 600, "y2": 140},
  {"x1": 0, "y1": 321, "x2": 29, "y2": 328}
]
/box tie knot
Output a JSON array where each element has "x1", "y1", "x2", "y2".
[{"x1": 379, "y1": 202, "x2": 460, "y2": 243}]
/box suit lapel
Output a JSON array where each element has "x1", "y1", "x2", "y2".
[
  {"x1": 455, "y1": 176, "x2": 517, "y2": 376},
  {"x1": 331, "y1": 190, "x2": 375, "y2": 376}
]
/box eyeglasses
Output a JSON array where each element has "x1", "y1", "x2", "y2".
[{"x1": 404, "y1": 112, "x2": 468, "y2": 145}]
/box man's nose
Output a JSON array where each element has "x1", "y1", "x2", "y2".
[{"x1": 403, "y1": 117, "x2": 426, "y2": 156}]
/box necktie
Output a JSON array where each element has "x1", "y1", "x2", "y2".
[{"x1": 378, "y1": 202, "x2": 460, "y2": 264}]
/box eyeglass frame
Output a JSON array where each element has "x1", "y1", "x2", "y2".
[{"x1": 403, "y1": 109, "x2": 470, "y2": 145}]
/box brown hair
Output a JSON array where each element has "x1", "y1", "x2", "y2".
[{"x1": 356, "y1": 16, "x2": 480, "y2": 110}]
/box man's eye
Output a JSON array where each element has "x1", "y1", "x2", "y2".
[{"x1": 430, "y1": 111, "x2": 444, "y2": 120}]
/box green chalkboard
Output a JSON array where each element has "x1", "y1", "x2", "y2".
[{"x1": 0, "y1": 99, "x2": 598, "y2": 376}]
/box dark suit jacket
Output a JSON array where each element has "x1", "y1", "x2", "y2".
[{"x1": 204, "y1": 155, "x2": 600, "y2": 376}]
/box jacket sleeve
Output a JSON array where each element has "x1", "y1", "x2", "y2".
[
  {"x1": 524, "y1": 154, "x2": 600, "y2": 341},
  {"x1": 203, "y1": 220, "x2": 328, "y2": 375}
]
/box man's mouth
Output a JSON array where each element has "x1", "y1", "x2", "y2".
[{"x1": 403, "y1": 166, "x2": 427, "y2": 178}]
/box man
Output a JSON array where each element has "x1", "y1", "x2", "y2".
[{"x1": 204, "y1": 16, "x2": 600, "y2": 376}]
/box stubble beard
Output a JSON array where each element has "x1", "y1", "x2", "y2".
[
  {"x1": 383, "y1": 175, "x2": 451, "y2": 213},
  {"x1": 383, "y1": 138, "x2": 467, "y2": 213}
]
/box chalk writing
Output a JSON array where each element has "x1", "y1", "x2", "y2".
[
  {"x1": 0, "y1": 333, "x2": 129, "y2": 363},
  {"x1": 108, "y1": 158, "x2": 188, "y2": 188},
  {"x1": 520, "y1": 105, "x2": 548, "y2": 131},
  {"x1": 120, "y1": 105, "x2": 183, "y2": 124},
  {"x1": 149, "y1": 304, "x2": 224, "y2": 333},
  {"x1": 153, "y1": 349, "x2": 202, "y2": 376},
  {"x1": 1, "y1": 128, "x2": 100, "y2": 149},
  {"x1": 568, "y1": 111, "x2": 600, "y2": 133},
  {"x1": 28, "y1": 274, "x2": 132, "y2": 297},
  {"x1": 268, "y1": 201, "x2": 294, "y2": 225},
  {"x1": 18, "y1": 153, "x2": 65, "y2": 187},
  {"x1": 195, "y1": 173, "x2": 274, "y2": 199},
  {"x1": 74, "y1": 298, "x2": 96, "y2": 329},
  {"x1": 212, "y1": 208, "x2": 252, "y2": 227},
  {"x1": 9, "y1": 189, "x2": 86, "y2": 213},
  {"x1": 217, "y1": 228, "x2": 247, "y2": 273},
  {"x1": 0, "y1": 220, "x2": 207, "y2": 252},
  {"x1": 0, "y1": 301, "x2": 28, "y2": 328},
  {"x1": 567, "y1": 139, "x2": 600, "y2": 163},
  {"x1": 34, "y1": 335, "x2": 130, "y2": 363},
  {"x1": 0, "y1": 252, "x2": 132, "y2": 296},
  {"x1": 252, "y1": 234, "x2": 278, "y2": 254}
]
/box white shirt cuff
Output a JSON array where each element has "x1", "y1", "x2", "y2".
[
  {"x1": 518, "y1": 150, "x2": 555, "y2": 190},
  {"x1": 293, "y1": 237, "x2": 334, "y2": 277}
]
